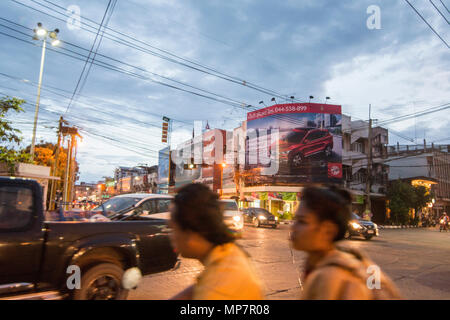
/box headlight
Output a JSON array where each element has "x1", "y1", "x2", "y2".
[
  {"x1": 351, "y1": 222, "x2": 362, "y2": 229},
  {"x1": 258, "y1": 215, "x2": 267, "y2": 220},
  {"x1": 233, "y1": 215, "x2": 241, "y2": 222},
  {"x1": 275, "y1": 216, "x2": 278, "y2": 221}
]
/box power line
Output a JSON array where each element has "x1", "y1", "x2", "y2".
[
  {"x1": 430, "y1": 0, "x2": 450, "y2": 24},
  {"x1": 440, "y1": 0, "x2": 450, "y2": 13},
  {"x1": 0, "y1": 70, "x2": 193, "y2": 127},
  {"x1": 404, "y1": 0, "x2": 450, "y2": 48},
  {"x1": 0, "y1": 18, "x2": 335, "y2": 129},
  {"x1": 65, "y1": 0, "x2": 114, "y2": 114},
  {"x1": 11, "y1": 0, "x2": 294, "y2": 102},
  {"x1": 3, "y1": 19, "x2": 448, "y2": 144},
  {"x1": 10, "y1": 1, "x2": 449, "y2": 132},
  {"x1": 75, "y1": 0, "x2": 118, "y2": 106}
]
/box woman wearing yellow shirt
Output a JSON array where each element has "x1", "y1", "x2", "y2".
[{"x1": 169, "y1": 183, "x2": 264, "y2": 300}]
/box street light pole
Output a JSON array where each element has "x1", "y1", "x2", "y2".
[
  {"x1": 30, "y1": 23, "x2": 60, "y2": 160},
  {"x1": 30, "y1": 38, "x2": 46, "y2": 160}
]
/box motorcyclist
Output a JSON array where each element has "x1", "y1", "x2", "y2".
[{"x1": 439, "y1": 212, "x2": 449, "y2": 231}]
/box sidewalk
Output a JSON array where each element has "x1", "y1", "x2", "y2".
[{"x1": 279, "y1": 220, "x2": 431, "y2": 230}]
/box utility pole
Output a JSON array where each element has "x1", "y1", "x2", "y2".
[
  {"x1": 365, "y1": 104, "x2": 373, "y2": 216},
  {"x1": 61, "y1": 125, "x2": 80, "y2": 211},
  {"x1": 63, "y1": 134, "x2": 73, "y2": 211},
  {"x1": 49, "y1": 116, "x2": 63, "y2": 210}
]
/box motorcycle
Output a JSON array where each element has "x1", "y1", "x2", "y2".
[{"x1": 439, "y1": 219, "x2": 449, "y2": 232}]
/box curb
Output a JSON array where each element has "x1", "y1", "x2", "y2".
[
  {"x1": 279, "y1": 222, "x2": 429, "y2": 229},
  {"x1": 378, "y1": 225, "x2": 425, "y2": 229}
]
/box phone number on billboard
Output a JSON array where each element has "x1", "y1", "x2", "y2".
[{"x1": 270, "y1": 105, "x2": 308, "y2": 113}]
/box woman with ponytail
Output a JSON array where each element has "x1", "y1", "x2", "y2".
[
  {"x1": 169, "y1": 183, "x2": 264, "y2": 300},
  {"x1": 290, "y1": 186, "x2": 401, "y2": 300}
]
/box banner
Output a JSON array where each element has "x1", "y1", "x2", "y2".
[{"x1": 246, "y1": 103, "x2": 343, "y2": 184}]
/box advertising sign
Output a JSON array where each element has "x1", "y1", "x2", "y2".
[
  {"x1": 158, "y1": 146, "x2": 170, "y2": 185},
  {"x1": 246, "y1": 103, "x2": 343, "y2": 184}
]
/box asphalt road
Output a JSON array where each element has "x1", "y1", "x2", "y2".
[{"x1": 128, "y1": 224, "x2": 450, "y2": 300}]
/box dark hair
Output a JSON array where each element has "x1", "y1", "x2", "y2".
[
  {"x1": 172, "y1": 183, "x2": 234, "y2": 245},
  {"x1": 300, "y1": 185, "x2": 352, "y2": 241}
]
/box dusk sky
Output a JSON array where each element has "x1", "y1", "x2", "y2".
[{"x1": 1, "y1": 0, "x2": 449, "y2": 182}]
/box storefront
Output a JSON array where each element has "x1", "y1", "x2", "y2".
[{"x1": 222, "y1": 185, "x2": 303, "y2": 219}]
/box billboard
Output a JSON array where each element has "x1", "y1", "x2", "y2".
[
  {"x1": 158, "y1": 146, "x2": 170, "y2": 186},
  {"x1": 246, "y1": 103, "x2": 343, "y2": 184}
]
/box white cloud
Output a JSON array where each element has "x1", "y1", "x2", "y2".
[{"x1": 323, "y1": 39, "x2": 450, "y2": 123}]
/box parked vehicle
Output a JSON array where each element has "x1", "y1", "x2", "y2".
[
  {"x1": 91, "y1": 193, "x2": 173, "y2": 221},
  {"x1": 242, "y1": 208, "x2": 278, "y2": 228},
  {"x1": 0, "y1": 177, "x2": 178, "y2": 300},
  {"x1": 277, "y1": 128, "x2": 334, "y2": 171},
  {"x1": 219, "y1": 199, "x2": 244, "y2": 237},
  {"x1": 345, "y1": 213, "x2": 379, "y2": 240}
]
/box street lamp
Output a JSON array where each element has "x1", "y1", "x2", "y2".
[{"x1": 30, "y1": 23, "x2": 61, "y2": 160}]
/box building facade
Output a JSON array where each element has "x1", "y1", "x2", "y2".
[
  {"x1": 342, "y1": 115, "x2": 390, "y2": 223},
  {"x1": 387, "y1": 143, "x2": 450, "y2": 217}
]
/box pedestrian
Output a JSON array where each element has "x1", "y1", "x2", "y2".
[
  {"x1": 290, "y1": 186, "x2": 401, "y2": 300},
  {"x1": 169, "y1": 183, "x2": 264, "y2": 300}
]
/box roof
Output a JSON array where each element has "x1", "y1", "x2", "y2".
[{"x1": 113, "y1": 193, "x2": 173, "y2": 199}]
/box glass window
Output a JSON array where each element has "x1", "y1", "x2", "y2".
[
  {"x1": 94, "y1": 197, "x2": 141, "y2": 213},
  {"x1": 140, "y1": 200, "x2": 156, "y2": 214},
  {"x1": 220, "y1": 201, "x2": 238, "y2": 211},
  {"x1": 0, "y1": 186, "x2": 34, "y2": 230},
  {"x1": 285, "y1": 130, "x2": 307, "y2": 143},
  {"x1": 307, "y1": 131, "x2": 321, "y2": 141},
  {"x1": 255, "y1": 208, "x2": 271, "y2": 216},
  {"x1": 157, "y1": 199, "x2": 172, "y2": 213}
]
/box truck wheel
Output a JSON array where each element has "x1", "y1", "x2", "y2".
[
  {"x1": 253, "y1": 218, "x2": 260, "y2": 228},
  {"x1": 73, "y1": 263, "x2": 128, "y2": 300},
  {"x1": 364, "y1": 235, "x2": 373, "y2": 241}
]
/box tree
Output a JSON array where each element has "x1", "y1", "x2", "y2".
[
  {"x1": 0, "y1": 96, "x2": 26, "y2": 145},
  {"x1": 387, "y1": 180, "x2": 416, "y2": 225},
  {"x1": 412, "y1": 185, "x2": 433, "y2": 220},
  {"x1": 0, "y1": 96, "x2": 33, "y2": 173}
]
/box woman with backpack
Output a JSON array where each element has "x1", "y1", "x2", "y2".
[{"x1": 290, "y1": 186, "x2": 401, "y2": 300}]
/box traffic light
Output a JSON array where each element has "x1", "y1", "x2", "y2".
[{"x1": 162, "y1": 121, "x2": 169, "y2": 143}]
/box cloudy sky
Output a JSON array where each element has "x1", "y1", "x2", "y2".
[{"x1": 1, "y1": 0, "x2": 449, "y2": 182}]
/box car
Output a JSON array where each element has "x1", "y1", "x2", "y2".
[
  {"x1": 345, "y1": 213, "x2": 379, "y2": 240},
  {"x1": 219, "y1": 199, "x2": 244, "y2": 237},
  {"x1": 92, "y1": 193, "x2": 173, "y2": 220},
  {"x1": 277, "y1": 128, "x2": 333, "y2": 171},
  {"x1": 0, "y1": 177, "x2": 179, "y2": 300},
  {"x1": 243, "y1": 208, "x2": 278, "y2": 228}
]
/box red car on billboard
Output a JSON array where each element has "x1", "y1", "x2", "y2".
[{"x1": 277, "y1": 128, "x2": 334, "y2": 170}]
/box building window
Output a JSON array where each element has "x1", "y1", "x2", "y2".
[{"x1": 351, "y1": 142, "x2": 365, "y2": 153}]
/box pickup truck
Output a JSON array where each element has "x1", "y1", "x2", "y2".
[{"x1": 0, "y1": 177, "x2": 178, "y2": 300}]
